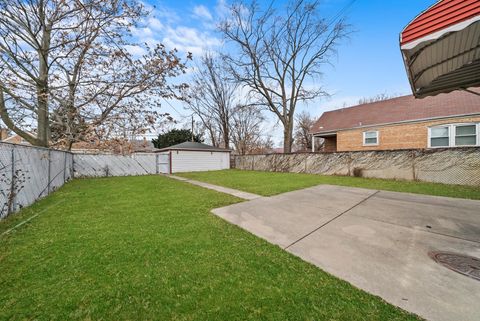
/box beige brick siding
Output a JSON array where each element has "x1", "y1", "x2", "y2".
[
  {"x1": 323, "y1": 137, "x2": 337, "y2": 152},
  {"x1": 336, "y1": 115, "x2": 480, "y2": 152}
]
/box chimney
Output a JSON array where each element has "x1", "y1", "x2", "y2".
[{"x1": 0, "y1": 128, "x2": 8, "y2": 140}]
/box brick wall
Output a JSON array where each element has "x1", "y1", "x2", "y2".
[
  {"x1": 322, "y1": 137, "x2": 337, "y2": 152},
  {"x1": 3, "y1": 135, "x2": 24, "y2": 145},
  {"x1": 336, "y1": 115, "x2": 480, "y2": 152}
]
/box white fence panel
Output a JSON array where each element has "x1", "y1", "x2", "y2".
[
  {"x1": 133, "y1": 153, "x2": 158, "y2": 173},
  {"x1": 73, "y1": 153, "x2": 159, "y2": 177},
  {"x1": 0, "y1": 143, "x2": 14, "y2": 217},
  {"x1": 0, "y1": 142, "x2": 73, "y2": 219},
  {"x1": 13, "y1": 146, "x2": 49, "y2": 210},
  {"x1": 50, "y1": 150, "x2": 69, "y2": 192},
  {"x1": 1, "y1": 144, "x2": 164, "y2": 219}
]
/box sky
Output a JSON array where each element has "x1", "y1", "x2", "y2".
[{"x1": 135, "y1": 0, "x2": 437, "y2": 144}]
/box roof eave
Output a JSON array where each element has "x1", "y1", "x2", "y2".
[
  {"x1": 311, "y1": 131, "x2": 337, "y2": 137},
  {"x1": 400, "y1": 4, "x2": 480, "y2": 98}
]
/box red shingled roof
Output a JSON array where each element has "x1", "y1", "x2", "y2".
[
  {"x1": 401, "y1": 0, "x2": 480, "y2": 46},
  {"x1": 310, "y1": 88, "x2": 480, "y2": 135}
]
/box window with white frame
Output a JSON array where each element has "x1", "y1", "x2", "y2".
[
  {"x1": 363, "y1": 131, "x2": 379, "y2": 146},
  {"x1": 455, "y1": 124, "x2": 477, "y2": 146},
  {"x1": 428, "y1": 123, "x2": 479, "y2": 148},
  {"x1": 430, "y1": 126, "x2": 450, "y2": 147}
]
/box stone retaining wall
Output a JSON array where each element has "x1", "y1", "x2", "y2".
[{"x1": 234, "y1": 148, "x2": 480, "y2": 186}]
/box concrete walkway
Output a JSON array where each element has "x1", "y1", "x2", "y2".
[
  {"x1": 169, "y1": 175, "x2": 262, "y2": 200},
  {"x1": 212, "y1": 185, "x2": 480, "y2": 321}
]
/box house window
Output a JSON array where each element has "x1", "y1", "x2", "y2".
[
  {"x1": 429, "y1": 123, "x2": 479, "y2": 148},
  {"x1": 455, "y1": 124, "x2": 477, "y2": 146},
  {"x1": 363, "y1": 131, "x2": 379, "y2": 146},
  {"x1": 430, "y1": 126, "x2": 450, "y2": 147}
]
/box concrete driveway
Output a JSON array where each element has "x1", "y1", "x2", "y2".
[{"x1": 212, "y1": 185, "x2": 480, "y2": 321}]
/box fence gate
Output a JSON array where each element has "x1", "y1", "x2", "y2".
[{"x1": 156, "y1": 152, "x2": 170, "y2": 174}]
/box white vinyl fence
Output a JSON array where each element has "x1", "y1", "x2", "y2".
[{"x1": 0, "y1": 142, "x2": 73, "y2": 219}]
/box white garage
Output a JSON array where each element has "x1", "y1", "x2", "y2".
[{"x1": 157, "y1": 142, "x2": 231, "y2": 173}]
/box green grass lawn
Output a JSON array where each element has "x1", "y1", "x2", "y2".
[
  {"x1": 178, "y1": 169, "x2": 480, "y2": 199},
  {"x1": 0, "y1": 175, "x2": 420, "y2": 321}
]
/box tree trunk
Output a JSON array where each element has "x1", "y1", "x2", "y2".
[
  {"x1": 283, "y1": 119, "x2": 294, "y2": 153},
  {"x1": 36, "y1": 11, "x2": 51, "y2": 147},
  {"x1": 0, "y1": 89, "x2": 43, "y2": 146},
  {"x1": 306, "y1": 134, "x2": 312, "y2": 151},
  {"x1": 208, "y1": 127, "x2": 217, "y2": 147},
  {"x1": 223, "y1": 126, "x2": 229, "y2": 149},
  {"x1": 67, "y1": 139, "x2": 74, "y2": 151},
  {"x1": 36, "y1": 81, "x2": 49, "y2": 147}
]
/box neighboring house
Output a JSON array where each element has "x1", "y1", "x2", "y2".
[
  {"x1": 310, "y1": 89, "x2": 480, "y2": 152},
  {"x1": 0, "y1": 129, "x2": 33, "y2": 146},
  {"x1": 268, "y1": 147, "x2": 285, "y2": 154}
]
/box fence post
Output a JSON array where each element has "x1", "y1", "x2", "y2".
[
  {"x1": 63, "y1": 151, "x2": 67, "y2": 183},
  {"x1": 71, "y1": 153, "x2": 75, "y2": 179},
  {"x1": 10, "y1": 146, "x2": 15, "y2": 213},
  {"x1": 155, "y1": 154, "x2": 159, "y2": 174},
  {"x1": 411, "y1": 150, "x2": 418, "y2": 181},
  {"x1": 47, "y1": 149, "x2": 51, "y2": 194}
]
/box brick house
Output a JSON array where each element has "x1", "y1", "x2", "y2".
[
  {"x1": 0, "y1": 129, "x2": 33, "y2": 145},
  {"x1": 310, "y1": 89, "x2": 480, "y2": 152}
]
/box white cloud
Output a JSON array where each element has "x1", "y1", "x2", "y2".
[
  {"x1": 147, "y1": 17, "x2": 163, "y2": 31},
  {"x1": 215, "y1": 0, "x2": 229, "y2": 19},
  {"x1": 127, "y1": 5, "x2": 222, "y2": 57},
  {"x1": 193, "y1": 5, "x2": 213, "y2": 21},
  {"x1": 124, "y1": 45, "x2": 147, "y2": 57},
  {"x1": 162, "y1": 26, "x2": 222, "y2": 56}
]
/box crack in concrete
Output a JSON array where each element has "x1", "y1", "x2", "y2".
[{"x1": 283, "y1": 190, "x2": 380, "y2": 250}]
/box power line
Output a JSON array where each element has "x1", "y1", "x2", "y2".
[
  {"x1": 327, "y1": 0, "x2": 358, "y2": 27},
  {"x1": 163, "y1": 98, "x2": 187, "y2": 119}
]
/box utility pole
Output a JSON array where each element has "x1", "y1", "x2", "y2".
[{"x1": 191, "y1": 115, "x2": 194, "y2": 142}]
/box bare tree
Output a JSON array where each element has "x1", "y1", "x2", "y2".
[
  {"x1": 220, "y1": 0, "x2": 349, "y2": 152},
  {"x1": 185, "y1": 53, "x2": 238, "y2": 148},
  {"x1": 294, "y1": 110, "x2": 315, "y2": 151},
  {"x1": 0, "y1": 0, "x2": 188, "y2": 148},
  {"x1": 195, "y1": 118, "x2": 221, "y2": 147},
  {"x1": 0, "y1": 0, "x2": 68, "y2": 146},
  {"x1": 357, "y1": 93, "x2": 400, "y2": 105},
  {"x1": 50, "y1": 42, "x2": 188, "y2": 150},
  {"x1": 250, "y1": 136, "x2": 274, "y2": 154},
  {"x1": 231, "y1": 105, "x2": 269, "y2": 155}
]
